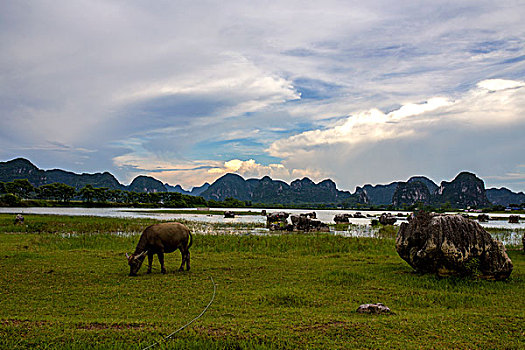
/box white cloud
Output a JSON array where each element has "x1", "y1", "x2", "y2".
[
  {"x1": 267, "y1": 79, "x2": 525, "y2": 190},
  {"x1": 450, "y1": 79, "x2": 525, "y2": 126},
  {"x1": 2, "y1": 1, "x2": 525, "y2": 191},
  {"x1": 113, "y1": 152, "x2": 218, "y2": 187},
  {"x1": 205, "y1": 158, "x2": 334, "y2": 186},
  {"x1": 268, "y1": 97, "x2": 453, "y2": 157},
  {"x1": 477, "y1": 79, "x2": 524, "y2": 92},
  {"x1": 388, "y1": 98, "x2": 453, "y2": 119},
  {"x1": 115, "y1": 54, "x2": 300, "y2": 116},
  {"x1": 208, "y1": 159, "x2": 290, "y2": 179},
  {"x1": 113, "y1": 154, "x2": 309, "y2": 189}
]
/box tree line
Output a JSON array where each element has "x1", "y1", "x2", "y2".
[
  {"x1": 0, "y1": 179, "x2": 348, "y2": 209},
  {"x1": 0, "y1": 179, "x2": 210, "y2": 207}
]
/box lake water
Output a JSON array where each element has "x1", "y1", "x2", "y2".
[{"x1": 1, "y1": 207, "x2": 523, "y2": 245}]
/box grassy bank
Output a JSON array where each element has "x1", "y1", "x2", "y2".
[
  {"x1": 0, "y1": 215, "x2": 523, "y2": 349},
  {"x1": 123, "y1": 209, "x2": 266, "y2": 215}
]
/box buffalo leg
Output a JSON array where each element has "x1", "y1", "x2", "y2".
[
  {"x1": 178, "y1": 248, "x2": 186, "y2": 271},
  {"x1": 158, "y1": 252, "x2": 166, "y2": 274},
  {"x1": 185, "y1": 251, "x2": 190, "y2": 271},
  {"x1": 147, "y1": 252, "x2": 154, "y2": 274}
]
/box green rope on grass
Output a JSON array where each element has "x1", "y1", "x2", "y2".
[{"x1": 141, "y1": 276, "x2": 217, "y2": 350}]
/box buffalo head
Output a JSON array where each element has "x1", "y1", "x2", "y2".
[{"x1": 126, "y1": 251, "x2": 148, "y2": 276}]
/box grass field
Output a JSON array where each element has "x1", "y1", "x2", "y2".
[{"x1": 0, "y1": 214, "x2": 523, "y2": 349}]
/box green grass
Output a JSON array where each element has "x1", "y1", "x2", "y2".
[
  {"x1": 0, "y1": 215, "x2": 524, "y2": 349},
  {"x1": 0, "y1": 214, "x2": 266, "y2": 237}
]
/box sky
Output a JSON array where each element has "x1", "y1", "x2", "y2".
[{"x1": 1, "y1": 1, "x2": 525, "y2": 192}]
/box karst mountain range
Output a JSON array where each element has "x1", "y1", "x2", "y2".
[{"x1": 1, "y1": 158, "x2": 524, "y2": 208}]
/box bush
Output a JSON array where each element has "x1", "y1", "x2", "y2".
[
  {"x1": 0, "y1": 193, "x2": 21, "y2": 206},
  {"x1": 464, "y1": 257, "x2": 481, "y2": 277},
  {"x1": 377, "y1": 224, "x2": 398, "y2": 239}
]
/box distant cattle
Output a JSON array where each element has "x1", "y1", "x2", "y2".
[{"x1": 14, "y1": 214, "x2": 24, "y2": 225}]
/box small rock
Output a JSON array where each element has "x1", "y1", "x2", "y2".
[
  {"x1": 224, "y1": 211, "x2": 235, "y2": 218},
  {"x1": 379, "y1": 213, "x2": 397, "y2": 225},
  {"x1": 356, "y1": 303, "x2": 391, "y2": 314},
  {"x1": 291, "y1": 215, "x2": 329, "y2": 232},
  {"x1": 477, "y1": 214, "x2": 490, "y2": 222},
  {"x1": 508, "y1": 215, "x2": 519, "y2": 224},
  {"x1": 266, "y1": 212, "x2": 290, "y2": 230},
  {"x1": 334, "y1": 213, "x2": 351, "y2": 224},
  {"x1": 300, "y1": 212, "x2": 317, "y2": 219}
]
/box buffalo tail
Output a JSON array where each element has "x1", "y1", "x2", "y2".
[{"x1": 187, "y1": 230, "x2": 193, "y2": 250}]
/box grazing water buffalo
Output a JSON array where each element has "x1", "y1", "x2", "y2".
[{"x1": 126, "y1": 222, "x2": 193, "y2": 276}]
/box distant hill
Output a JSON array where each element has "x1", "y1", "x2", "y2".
[
  {"x1": 354, "y1": 183, "x2": 399, "y2": 206},
  {"x1": 1, "y1": 157, "x2": 523, "y2": 208},
  {"x1": 0, "y1": 158, "x2": 125, "y2": 190},
  {"x1": 189, "y1": 183, "x2": 210, "y2": 196},
  {"x1": 356, "y1": 173, "x2": 498, "y2": 209},
  {"x1": 408, "y1": 176, "x2": 438, "y2": 193},
  {"x1": 200, "y1": 173, "x2": 363, "y2": 205},
  {"x1": 164, "y1": 182, "x2": 211, "y2": 196},
  {"x1": 433, "y1": 172, "x2": 491, "y2": 208},
  {"x1": 250, "y1": 176, "x2": 290, "y2": 203},
  {"x1": 0, "y1": 158, "x2": 47, "y2": 187},
  {"x1": 391, "y1": 172, "x2": 491, "y2": 208},
  {"x1": 0, "y1": 158, "x2": 191, "y2": 194},
  {"x1": 128, "y1": 176, "x2": 166, "y2": 193},
  {"x1": 355, "y1": 176, "x2": 438, "y2": 206},
  {"x1": 486, "y1": 188, "x2": 525, "y2": 206},
  {"x1": 164, "y1": 184, "x2": 191, "y2": 195},
  {"x1": 392, "y1": 181, "x2": 432, "y2": 207},
  {"x1": 202, "y1": 173, "x2": 255, "y2": 201}
]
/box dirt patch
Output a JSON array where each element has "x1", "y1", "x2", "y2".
[
  {"x1": 292, "y1": 321, "x2": 348, "y2": 332},
  {"x1": 1, "y1": 319, "x2": 146, "y2": 331},
  {"x1": 76, "y1": 322, "x2": 147, "y2": 330},
  {"x1": 1, "y1": 319, "x2": 51, "y2": 328},
  {"x1": 193, "y1": 325, "x2": 237, "y2": 337}
]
